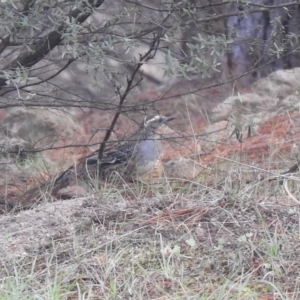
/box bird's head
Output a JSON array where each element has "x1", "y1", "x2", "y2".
[{"x1": 143, "y1": 115, "x2": 175, "y2": 134}]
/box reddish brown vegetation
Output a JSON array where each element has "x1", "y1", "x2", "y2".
[{"x1": 1, "y1": 68, "x2": 300, "y2": 208}]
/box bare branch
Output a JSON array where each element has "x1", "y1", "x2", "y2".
[
  {"x1": 0, "y1": 0, "x2": 105, "y2": 89},
  {"x1": 97, "y1": 31, "x2": 163, "y2": 162}
]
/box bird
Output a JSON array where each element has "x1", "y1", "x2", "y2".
[
  {"x1": 81, "y1": 114, "x2": 175, "y2": 182},
  {"x1": 0, "y1": 114, "x2": 175, "y2": 209}
]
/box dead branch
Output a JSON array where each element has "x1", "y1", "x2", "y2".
[{"x1": 97, "y1": 31, "x2": 163, "y2": 162}]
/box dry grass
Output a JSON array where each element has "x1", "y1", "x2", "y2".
[
  {"x1": 0, "y1": 155, "x2": 300, "y2": 299},
  {"x1": 1, "y1": 152, "x2": 300, "y2": 298},
  {"x1": 2, "y1": 68, "x2": 300, "y2": 299}
]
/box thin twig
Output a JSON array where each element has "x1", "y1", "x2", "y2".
[{"x1": 97, "y1": 31, "x2": 163, "y2": 162}]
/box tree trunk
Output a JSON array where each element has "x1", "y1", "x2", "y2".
[{"x1": 225, "y1": 0, "x2": 300, "y2": 86}]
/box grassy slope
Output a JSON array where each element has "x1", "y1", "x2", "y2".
[
  {"x1": 1, "y1": 69, "x2": 300, "y2": 299},
  {"x1": 0, "y1": 166, "x2": 300, "y2": 299}
]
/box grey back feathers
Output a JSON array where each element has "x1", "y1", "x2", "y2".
[{"x1": 85, "y1": 114, "x2": 175, "y2": 181}]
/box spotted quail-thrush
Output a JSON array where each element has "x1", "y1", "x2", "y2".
[{"x1": 83, "y1": 114, "x2": 175, "y2": 181}]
